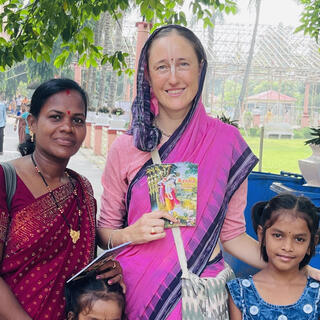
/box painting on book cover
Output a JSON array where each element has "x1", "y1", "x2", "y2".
[{"x1": 146, "y1": 162, "x2": 198, "y2": 228}]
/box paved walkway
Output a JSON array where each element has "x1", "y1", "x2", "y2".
[{"x1": 1, "y1": 117, "x2": 106, "y2": 213}]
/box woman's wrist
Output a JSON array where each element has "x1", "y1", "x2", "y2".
[
  {"x1": 108, "y1": 228, "x2": 131, "y2": 247},
  {"x1": 119, "y1": 227, "x2": 134, "y2": 245}
]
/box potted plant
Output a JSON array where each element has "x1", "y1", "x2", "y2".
[
  {"x1": 217, "y1": 113, "x2": 239, "y2": 128},
  {"x1": 305, "y1": 127, "x2": 320, "y2": 145},
  {"x1": 298, "y1": 127, "x2": 320, "y2": 187}
]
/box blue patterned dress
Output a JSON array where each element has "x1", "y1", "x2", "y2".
[{"x1": 227, "y1": 276, "x2": 320, "y2": 319}]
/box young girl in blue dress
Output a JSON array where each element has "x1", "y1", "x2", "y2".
[{"x1": 227, "y1": 193, "x2": 320, "y2": 320}]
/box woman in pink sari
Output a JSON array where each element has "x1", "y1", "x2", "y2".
[
  {"x1": 0, "y1": 79, "x2": 123, "y2": 320},
  {"x1": 97, "y1": 25, "x2": 262, "y2": 319}
]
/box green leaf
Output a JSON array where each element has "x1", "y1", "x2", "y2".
[
  {"x1": 54, "y1": 50, "x2": 70, "y2": 68},
  {"x1": 36, "y1": 55, "x2": 43, "y2": 63},
  {"x1": 61, "y1": 26, "x2": 72, "y2": 42},
  {"x1": 43, "y1": 52, "x2": 51, "y2": 63},
  {"x1": 12, "y1": 45, "x2": 24, "y2": 61},
  {"x1": 90, "y1": 56, "x2": 98, "y2": 67},
  {"x1": 78, "y1": 53, "x2": 87, "y2": 65},
  {"x1": 101, "y1": 55, "x2": 109, "y2": 65},
  {"x1": 145, "y1": 9, "x2": 154, "y2": 21}
]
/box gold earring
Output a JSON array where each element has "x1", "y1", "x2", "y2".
[{"x1": 30, "y1": 130, "x2": 34, "y2": 142}]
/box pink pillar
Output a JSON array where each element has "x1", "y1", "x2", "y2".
[
  {"x1": 94, "y1": 125, "x2": 103, "y2": 155},
  {"x1": 74, "y1": 64, "x2": 82, "y2": 85},
  {"x1": 106, "y1": 129, "x2": 126, "y2": 153},
  {"x1": 125, "y1": 83, "x2": 131, "y2": 102},
  {"x1": 84, "y1": 122, "x2": 92, "y2": 148},
  {"x1": 301, "y1": 83, "x2": 310, "y2": 128},
  {"x1": 133, "y1": 22, "x2": 152, "y2": 97},
  {"x1": 253, "y1": 114, "x2": 260, "y2": 127}
]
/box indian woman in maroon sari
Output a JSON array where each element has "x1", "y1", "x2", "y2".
[{"x1": 0, "y1": 79, "x2": 123, "y2": 320}]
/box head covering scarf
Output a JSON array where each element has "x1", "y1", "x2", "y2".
[{"x1": 128, "y1": 24, "x2": 207, "y2": 152}]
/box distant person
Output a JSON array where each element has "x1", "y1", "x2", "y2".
[
  {"x1": 15, "y1": 94, "x2": 22, "y2": 111},
  {"x1": 0, "y1": 96, "x2": 6, "y2": 155},
  {"x1": 265, "y1": 108, "x2": 273, "y2": 123},
  {"x1": 8, "y1": 99, "x2": 16, "y2": 114},
  {"x1": 21, "y1": 96, "x2": 28, "y2": 106},
  {"x1": 65, "y1": 276, "x2": 126, "y2": 320},
  {"x1": 14, "y1": 103, "x2": 30, "y2": 144},
  {"x1": 227, "y1": 194, "x2": 320, "y2": 319}
]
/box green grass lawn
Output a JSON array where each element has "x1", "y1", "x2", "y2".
[{"x1": 243, "y1": 137, "x2": 312, "y2": 174}]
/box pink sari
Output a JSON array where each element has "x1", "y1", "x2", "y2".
[
  {"x1": 0, "y1": 168, "x2": 96, "y2": 319},
  {"x1": 117, "y1": 101, "x2": 258, "y2": 319},
  {"x1": 107, "y1": 25, "x2": 258, "y2": 319}
]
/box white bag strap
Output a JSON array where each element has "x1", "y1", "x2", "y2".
[{"x1": 150, "y1": 149, "x2": 189, "y2": 278}]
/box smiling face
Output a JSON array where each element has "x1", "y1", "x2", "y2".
[
  {"x1": 29, "y1": 89, "x2": 86, "y2": 161},
  {"x1": 148, "y1": 30, "x2": 200, "y2": 116},
  {"x1": 260, "y1": 211, "x2": 311, "y2": 273}
]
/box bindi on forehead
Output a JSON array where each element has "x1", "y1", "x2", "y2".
[
  {"x1": 65, "y1": 89, "x2": 71, "y2": 95},
  {"x1": 66, "y1": 110, "x2": 71, "y2": 115}
]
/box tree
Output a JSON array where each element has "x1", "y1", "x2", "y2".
[
  {"x1": 97, "y1": 12, "x2": 113, "y2": 111},
  {"x1": 86, "y1": 19, "x2": 103, "y2": 105},
  {"x1": 296, "y1": 0, "x2": 320, "y2": 43},
  {"x1": 26, "y1": 37, "x2": 73, "y2": 82},
  {"x1": 0, "y1": 0, "x2": 237, "y2": 71},
  {"x1": 233, "y1": 0, "x2": 261, "y2": 121},
  {"x1": 106, "y1": 18, "x2": 124, "y2": 111}
]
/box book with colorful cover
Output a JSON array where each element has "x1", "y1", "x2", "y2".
[
  {"x1": 146, "y1": 162, "x2": 198, "y2": 228},
  {"x1": 66, "y1": 242, "x2": 131, "y2": 283}
]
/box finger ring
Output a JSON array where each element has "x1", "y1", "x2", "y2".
[
  {"x1": 151, "y1": 227, "x2": 155, "y2": 234},
  {"x1": 112, "y1": 261, "x2": 116, "y2": 269}
]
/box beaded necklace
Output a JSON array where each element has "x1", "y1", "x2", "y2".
[
  {"x1": 31, "y1": 153, "x2": 81, "y2": 244},
  {"x1": 154, "y1": 118, "x2": 172, "y2": 138}
]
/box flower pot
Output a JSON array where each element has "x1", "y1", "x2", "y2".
[{"x1": 298, "y1": 144, "x2": 320, "y2": 187}]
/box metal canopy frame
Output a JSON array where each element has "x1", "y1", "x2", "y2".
[{"x1": 196, "y1": 23, "x2": 320, "y2": 83}]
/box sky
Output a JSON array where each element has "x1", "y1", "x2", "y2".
[{"x1": 226, "y1": 0, "x2": 304, "y2": 27}]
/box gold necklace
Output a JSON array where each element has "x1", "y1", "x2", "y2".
[
  {"x1": 154, "y1": 118, "x2": 172, "y2": 138},
  {"x1": 31, "y1": 153, "x2": 81, "y2": 244}
]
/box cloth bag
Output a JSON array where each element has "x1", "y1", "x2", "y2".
[
  {"x1": 151, "y1": 150, "x2": 235, "y2": 320},
  {"x1": 173, "y1": 227, "x2": 234, "y2": 320}
]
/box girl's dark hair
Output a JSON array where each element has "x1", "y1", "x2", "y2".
[
  {"x1": 18, "y1": 78, "x2": 88, "y2": 156},
  {"x1": 65, "y1": 276, "x2": 125, "y2": 320},
  {"x1": 147, "y1": 24, "x2": 207, "y2": 66},
  {"x1": 252, "y1": 193, "x2": 320, "y2": 269}
]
